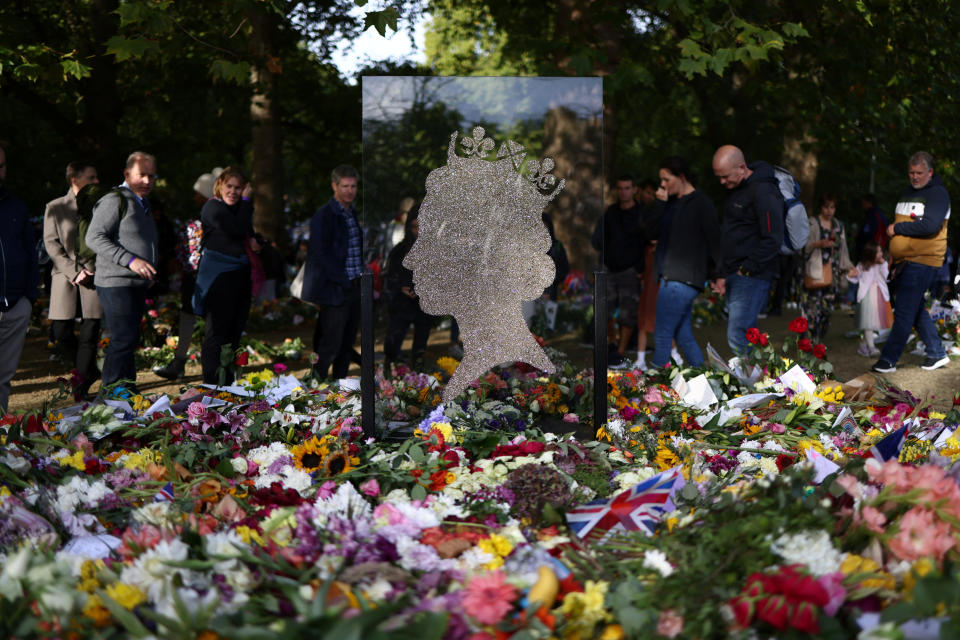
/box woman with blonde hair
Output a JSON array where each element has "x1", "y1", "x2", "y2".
[{"x1": 192, "y1": 166, "x2": 258, "y2": 384}]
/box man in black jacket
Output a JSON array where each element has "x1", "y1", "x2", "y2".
[
  {"x1": 711, "y1": 145, "x2": 785, "y2": 356},
  {"x1": 0, "y1": 142, "x2": 39, "y2": 412},
  {"x1": 303, "y1": 165, "x2": 363, "y2": 379},
  {"x1": 592, "y1": 175, "x2": 645, "y2": 367}
]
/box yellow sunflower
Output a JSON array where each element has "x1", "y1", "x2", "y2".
[
  {"x1": 322, "y1": 450, "x2": 352, "y2": 476},
  {"x1": 291, "y1": 437, "x2": 327, "y2": 473}
]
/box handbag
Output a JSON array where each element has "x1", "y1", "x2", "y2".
[
  {"x1": 290, "y1": 263, "x2": 305, "y2": 299},
  {"x1": 804, "y1": 261, "x2": 833, "y2": 290}
]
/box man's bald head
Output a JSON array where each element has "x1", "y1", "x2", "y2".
[{"x1": 713, "y1": 145, "x2": 751, "y2": 189}]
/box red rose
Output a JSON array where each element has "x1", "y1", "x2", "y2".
[
  {"x1": 756, "y1": 595, "x2": 790, "y2": 629},
  {"x1": 758, "y1": 333, "x2": 769, "y2": 347},
  {"x1": 797, "y1": 338, "x2": 812, "y2": 353},
  {"x1": 442, "y1": 449, "x2": 460, "y2": 467},
  {"x1": 789, "y1": 601, "x2": 820, "y2": 633},
  {"x1": 775, "y1": 566, "x2": 829, "y2": 606},
  {"x1": 729, "y1": 597, "x2": 753, "y2": 627},
  {"x1": 775, "y1": 453, "x2": 796, "y2": 472},
  {"x1": 574, "y1": 383, "x2": 585, "y2": 396},
  {"x1": 812, "y1": 343, "x2": 827, "y2": 359},
  {"x1": 788, "y1": 316, "x2": 808, "y2": 334},
  {"x1": 745, "y1": 327, "x2": 761, "y2": 344},
  {"x1": 235, "y1": 351, "x2": 249, "y2": 366}
]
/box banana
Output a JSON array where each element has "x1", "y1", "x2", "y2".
[{"x1": 527, "y1": 565, "x2": 560, "y2": 610}]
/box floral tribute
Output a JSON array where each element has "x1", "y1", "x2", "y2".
[{"x1": 2, "y1": 325, "x2": 960, "y2": 639}]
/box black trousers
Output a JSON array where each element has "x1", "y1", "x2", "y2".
[
  {"x1": 201, "y1": 267, "x2": 251, "y2": 384},
  {"x1": 314, "y1": 279, "x2": 361, "y2": 379},
  {"x1": 51, "y1": 318, "x2": 101, "y2": 382},
  {"x1": 384, "y1": 299, "x2": 434, "y2": 361}
]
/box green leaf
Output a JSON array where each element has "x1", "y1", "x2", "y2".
[
  {"x1": 215, "y1": 456, "x2": 236, "y2": 478},
  {"x1": 410, "y1": 484, "x2": 427, "y2": 501},
  {"x1": 210, "y1": 58, "x2": 249, "y2": 84},
  {"x1": 782, "y1": 22, "x2": 809, "y2": 38},
  {"x1": 96, "y1": 590, "x2": 152, "y2": 637},
  {"x1": 677, "y1": 38, "x2": 707, "y2": 59},
  {"x1": 60, "y1": 58, "x2": 91, "y2": 80},
  {"x1": 363, "y1": 8, "x2": 399, "y2": 37},
  {"x1": 105, "y1": 36, "x2": 160, "y2": 61}
]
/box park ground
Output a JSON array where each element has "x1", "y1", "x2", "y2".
[{"x1": 8, "y1": 305, "x2": 959, "y2": 416}]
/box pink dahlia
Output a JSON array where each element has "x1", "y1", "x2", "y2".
[{"x1": 462, "y1": 571, "x2": 518, "y2": 626}]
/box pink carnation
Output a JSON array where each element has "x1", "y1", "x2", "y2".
[
  {"x1": 866, "y1": 459, "x2": 913, "y2": 492},
  {"x1": 316, "y1": 480, "x2": 338, "y2": 500},
  {"x1": 462, "y1": 571, "x2": 517, "y2": 626},
  {"x1": 834, "y1": 474, "x2": 862, "y2": 500},
  {"x1": 643, "y1": 386, "x2": 664, "y2": 405},
  {"x1": 860, "y1": 506, "x2": 887, "y2": 535},
  {"x1": 888, "y1": 507, "x2": 956, "y2": 563}
]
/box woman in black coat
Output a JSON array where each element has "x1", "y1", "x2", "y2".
[{"x1": 192, "y1": 167, "x2": 257, "y2": 384}]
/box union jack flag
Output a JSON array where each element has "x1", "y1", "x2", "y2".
[
  {"x1": 153, "y1": 482, "x2": 175, "y2": 503},
  {"x1": 865, "y1": 422, "x2": 911, "y2": 462},
  {"x1": 566, "y1": 466, "x2": 684, "y2": 539}
]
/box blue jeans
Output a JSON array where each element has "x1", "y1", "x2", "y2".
[
  {"x1": 97, "y1": 286, "x2": 147, "y2": 386},
  {"x1": 652, "y1": 280, "x2": 704, "y2": 367},
  {"x1": 726, "y1": 273, "x2": 771, "y2": 356},
  {"x1": 880, "y1": 262, "x2": 946, "y2": 365}
]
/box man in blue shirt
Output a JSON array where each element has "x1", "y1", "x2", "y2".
[{"x1": 303, "y1": 165, "x2": 363, "y2": 379}]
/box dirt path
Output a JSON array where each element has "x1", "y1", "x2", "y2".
[{"x1": 8, "y1": 305, "x2": 959, "y2": 414}]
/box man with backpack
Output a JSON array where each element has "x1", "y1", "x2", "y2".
[
  {"x1": 85, "y1": 151, "x2": 159, "y2": 391},
  {"x1": 711, "y1": 145, "x2": 785, "y2": 356},
  {"x1": 43, "y1": 161, "x2": 103, "y2": 397}
]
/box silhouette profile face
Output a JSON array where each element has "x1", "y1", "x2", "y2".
[{"x1": 402, "y1": 127, "x2": 565, "y2": 400}]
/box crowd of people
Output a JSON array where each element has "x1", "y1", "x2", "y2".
[
  {"x1": 0, "y1": 142, "x2": 955, "y2": 414},
  {"x1": 595, "y1": 146, "x2": 956, "y2": 376}
]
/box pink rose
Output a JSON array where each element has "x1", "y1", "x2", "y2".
[
  {"x1": 656, "y1": 609, "x2": 685, "y2": 638},
  {"x1": 562, "y1": 413, "x2": 579, "y2": 423},
  {"x1": 360, "y1": 478, "x2": 380, "y2": 497}
]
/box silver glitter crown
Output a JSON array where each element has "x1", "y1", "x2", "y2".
[{"x1": 448, "y1": 126, "x2": 565, "y2": 202}]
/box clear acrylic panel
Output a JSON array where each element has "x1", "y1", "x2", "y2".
[{"x1": 361, "y1": 76, "x2": 603, "y2": 431}]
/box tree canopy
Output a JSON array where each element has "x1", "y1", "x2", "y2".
[{"x1": 2, "y1": 0, "x2": 959, "y2": 254}]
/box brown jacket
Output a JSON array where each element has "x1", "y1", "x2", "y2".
[{"x1": 43, "y1": 191, "x2": 103, "y2": 319}]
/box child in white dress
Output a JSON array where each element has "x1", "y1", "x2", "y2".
[{"x1": 847, "y1": 241, "x2": 893, "y2": 357}]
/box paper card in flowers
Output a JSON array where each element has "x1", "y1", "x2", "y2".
[{"x1": 404, "y1": 126, "x2": 565, "y2": 402}]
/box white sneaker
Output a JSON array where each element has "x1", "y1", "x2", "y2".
[
  {"x1": 921, "y1": 356, "x2": 950, "y2": 371},
  {"x1": 671, "y1": 347, "x2": 684, "y2": 366},
  {"x1": 856, "y1": 344, "x2": 872, "y2": 357},
  {"x1": 634, "y1": 353, "x2": 647, "y2": 371},
  {"x1": 911, "y1": 341, "x2": 927, "y2": 356}
]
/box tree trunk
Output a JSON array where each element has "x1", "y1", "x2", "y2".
[
  {"x1": 248, "y1": 8, "x2": 283, "y2": 243},
  {"x1": 553, "y1": 0, "x2": 622, "y2": 201},
  {"x1": 781, "y1": 129, "x2": 818, "y2": 212}
]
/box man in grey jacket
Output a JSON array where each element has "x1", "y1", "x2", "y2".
[{"x1": 85, "y1": 151, "x2": 158, "y2": 389}]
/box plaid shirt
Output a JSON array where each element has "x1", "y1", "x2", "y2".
[{"x1": 333, "y1": 198, "x2": 363, "y2": 279}]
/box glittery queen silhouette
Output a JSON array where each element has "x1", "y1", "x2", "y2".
[{"x1": 404, "y1": 126, "x2": 566, "y2": 401}]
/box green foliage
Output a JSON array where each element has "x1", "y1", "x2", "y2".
[{"x1": 363, "y1": 7, "x2": 399, "y2": 36}]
